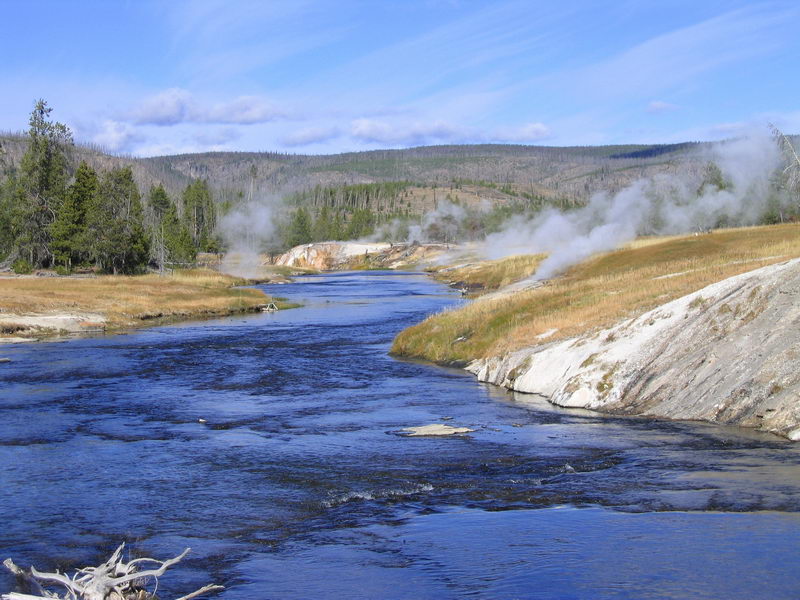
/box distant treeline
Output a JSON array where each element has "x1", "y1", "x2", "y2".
[{"x1": 0, "y1": 101, "x2": 219, "y2": 274}]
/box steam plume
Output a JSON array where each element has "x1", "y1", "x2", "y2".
[
  {"x1": 218, "y1": 199, "x2": 278, "y2": 278},
  {"x1": 483, "y1": 132, "x2": 786, "y2": 280}
]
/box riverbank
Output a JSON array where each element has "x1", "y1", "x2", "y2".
[
  {"x1": 391, "y1": 223, "x2": 800, "y2": 438},
  {"x1": 275, "y1": 241, "x2": 450, "y2": 271},
  {"x1": 0, "y1": 269, "x2": 289, "y2": 343}
]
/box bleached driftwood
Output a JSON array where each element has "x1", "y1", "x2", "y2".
[{"x1": 2, "y1": 544, "x2": 223, "y2": 600}]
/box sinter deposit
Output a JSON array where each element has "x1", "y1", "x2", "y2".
[
  {"x1": 468, "y1": 258, "x2": 800, "y2": 440},
  {"x1": 275, "y1": 241, "x2": 449, "y2": 270}
]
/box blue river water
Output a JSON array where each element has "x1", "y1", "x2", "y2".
[{"x1": 1, "y1": 271, "x2": 799, "y2": 599}]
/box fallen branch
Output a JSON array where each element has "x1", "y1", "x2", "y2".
[{"x1": 2, "y1": 545, "x2": 223, "y2": 600}]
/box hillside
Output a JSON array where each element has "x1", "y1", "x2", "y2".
[
  {"x1": 392, "y1": 224, "x2": 800, "y2": 363},
  {"x1": 1, "y1": 133, "x2": 712, "y2": 213},
  {"x1": 391, "y1": 223, "x2": 800, "y2": 438},
  {"x1": 469, "y1": 257, "x2": 800, "y2": 440}
]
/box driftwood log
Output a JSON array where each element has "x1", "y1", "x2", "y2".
[{"x1": 2, "y1": 544, "x2": 223, "y2": 600}]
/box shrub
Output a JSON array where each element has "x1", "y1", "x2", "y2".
[{"x1": 12, "y1": 259, "x2": 33, "y2": 274}]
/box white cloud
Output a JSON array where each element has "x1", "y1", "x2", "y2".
[
  {"x1": 130, "y1": 88, "x2": 195, "y2": 125},
  {"x1": 350, "y1": 118, "x2": 469, "y2": 145},
  {"x1": 490, "y1": 122, "x2": 551, "y2": 143},
  {"x1": 192, "y1": 127, "x2": 241, "y2": 146},
  {"x1": 348, "y1": 118, "x2": 551, "y2": 146},
  {"x1": 280, "y1": 126, "x2": 341, "y2": 147},
  {"x1": 646, "y1": 100, "x2": 680, "y2": 114},
  {"x1": 557, "y1": 5, "x2": 793, "y2": 102},
  {"x1": 128, "y1": 89, "x2": 286, "y2": 126},
  {"x1": 89, "y1": 120, "x2": 141, "y2": 153},
  {"x1": 204, "y1": 95, "x2": 285, "y2": 124}
]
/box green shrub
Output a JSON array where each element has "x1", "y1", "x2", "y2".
[{"x1": 12, "y1": 259, "x2": 33, "y2": 274}]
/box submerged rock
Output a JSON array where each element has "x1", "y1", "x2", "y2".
[{"x1": 468, "y1": 258, "x2": 800, "y2": 440}]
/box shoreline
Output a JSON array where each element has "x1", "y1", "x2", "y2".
[
  {"x1": 388, "y1": 225, "x2": 800, "y2": 441},
  {"x1": 0, "y1": 269, "x2": 296, "y2": 344}
]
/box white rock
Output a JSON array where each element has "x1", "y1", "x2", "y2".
[{"x1": 401, "y1": 423, "x2": 474, "y2": 436}]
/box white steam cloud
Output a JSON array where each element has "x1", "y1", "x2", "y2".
[
  {"x1": 218, "y1": 199, "x2": 278, "y2": 278},
  {"x1": 483, "y1": 132, "x2": 785, "y2": 280}
]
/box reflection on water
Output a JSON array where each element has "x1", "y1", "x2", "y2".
[{"x1": 1, "y1": 271, "x2": 799, "y2": 599}]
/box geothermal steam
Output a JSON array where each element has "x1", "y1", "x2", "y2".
[
  {"x1": 218, "y1": 200, "x2": 277, "y2": 278},
  {"x1": 483, "y1": 132, "x2": 785, "y2": 280}
]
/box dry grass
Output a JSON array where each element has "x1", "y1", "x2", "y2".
[
  {"x1": 433, "y1": 254, "x2": 546, "y2": 291},
  {"x1": 0, "y1": 268, "x2": 276, "y2": 330},
  {"x1": 392, "y1": 223, "x2": 800, "y2": 365}
]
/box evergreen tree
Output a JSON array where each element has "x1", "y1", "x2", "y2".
[
  {"x1": 312, "y1": 205, "x2": 332, "y2": 241},
  {"x1": 148, "y1": 184, "x2": 171, "y2": 222},
  {"x1": 330, "y1": 211, "x2": 345, "y2": 241},
  {"x1": 181, "y1": 179, "x2": 216, "y2": 250},
  {"x1": 0, "y1": 175, "x2": 24, "y2": 260},
  {"x1": 161, "y1": 202, "x2": 196, "y2": 264},
  {"x1": 345, "y1": 208, "x2": 375, "y2": 239},
  {"x1": 17, "y1": 100, "x2": 72, "y2": 266},
  {"x1": 698, "y1": 162, "x2": 731, "y2": 195},
  {"x1": 285, "y1": 207, "x2": 312, "y2": 248},
  {"x1": 50, "y1": 161, "x2": 97, "y2": 269},
  {"x1": 85, "y1": 167, "x2": 149, "y2": 274}
]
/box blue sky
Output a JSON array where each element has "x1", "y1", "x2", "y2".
[{"x1": 1, "y1": 0, "x2": 798, "y2": 156}]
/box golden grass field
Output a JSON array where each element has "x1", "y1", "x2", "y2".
[
  {"x1": 392, "y1": 223, "x2": 800, "y2": 365},
  {"x1": 0, "y1": 268, "x2": 279, "y2": 332},
  {"x1": 431, "y1": 253, "x2": 546, "y2": 291}
]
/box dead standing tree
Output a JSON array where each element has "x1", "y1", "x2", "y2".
[
  {"x1": 2, "y1": 544, "x2": 222, "y2": 600},
  {"x1": 770, "y1": 123, "x2": 800, "y2": 202}
]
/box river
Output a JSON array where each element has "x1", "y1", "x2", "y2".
[{"x1": 1, "y1": 271, "x2": 799, "y2": 599}]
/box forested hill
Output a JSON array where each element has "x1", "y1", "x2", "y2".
[
  {"x1": 1, "y1": 131, "x2": 709, "y2": 210},
  {"x1": 139, "y1": 141, "x2": 708, "y2": 208},
  {"x1": 4, "y1": 104, "x2": 794, "y2": 276}
]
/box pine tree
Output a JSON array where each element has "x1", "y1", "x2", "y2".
[
  {"x1": 85, "y1": 167, "x2": 149, "y2": 274},
  {"x1": 17, "y1": 99, "x2": 72, "y2": 266},
  {"x1": 0, "y1": 175, "x2": 24, "y2": 260},
  {"x1": 50, "y1": 161, "x2": 97, "y2": 269},
  {"x1": 330, "y1": 211, "x2": 344, "y2": 241},
  {"x1": 345, "y1": 208, "x2": 375, "y2": 239},
  {"x1": 285, "y1": 207, "x2": 312, "y2": 248},
  {"x1": 312, "y1": 205, "x2": 331, "y2": 241},
  {"x1": 181, "y1": 179, "x2": 216, "y2": 250},
  {"x1": 161, "y1": 202, "x2": 196, "y2": 264},
  {"x1": 148, "y1": 184, "x2": 171, "y2": 223}
]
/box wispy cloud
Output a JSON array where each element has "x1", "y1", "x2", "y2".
[
  {"x1": 161, "y1": 0, "x2": 345, "y2": 84},
  {"x1": 90, "y1": 120, "x2": 142, "y2": 153},
  {"x1": 558, "y1": 5, "x2": 794, "y2": 102},
  {"x1": 128, "y1": 88, "x2": 287, "y2": 126},
  {"x1": 490, "y1": 122, "x2": 551, "y2": 143},
  {"x1": 349, "y1": 119, "x2": 467, "y2": 145},
  {"x1": 192, "y1": 127, "x2": 241, "y2": 146},
  {"x1": 646, "y1": 100, "x2": 680, "y2": 114},
  {"x1": 347, "y1": 118, "x2": 551, "y2": 147},
  {"x1": 280, "y1": 126, "x2": 341, "y2": 147}
]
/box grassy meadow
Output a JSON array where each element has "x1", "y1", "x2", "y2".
[
  {"x1": 431, "y1": 253, "x2": 546, "y2": 292},
  {"x1": 0, "y1": 268, "x2": 283, "y2": 332},
  {"x1": 392, "y1": 223, "x2": 800, "y2": 365}
]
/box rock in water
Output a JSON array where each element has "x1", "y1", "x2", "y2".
[{"x1": 401, "y1": 423, "x2": 474, "y2": 436}]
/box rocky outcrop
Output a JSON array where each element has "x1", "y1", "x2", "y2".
[
  {"x1": 468, "y1": 258, "x2": 800, "y2": 440},
  {"x1": 275, "y1": 241, "x2": 449, "y2": 270}
]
